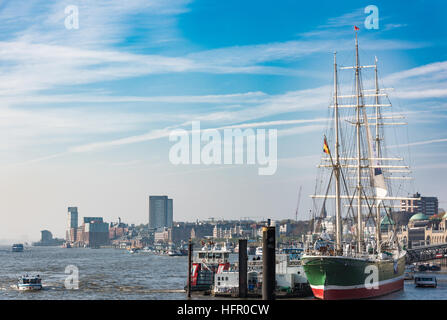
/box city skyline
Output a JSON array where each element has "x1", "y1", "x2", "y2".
[{"x1": 1, "y1": 1, "x2": 446, "y2": 243}]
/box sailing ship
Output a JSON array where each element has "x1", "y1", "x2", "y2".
[{"x1": 301, "y1": 28, "x2": 420, "y2": 300}]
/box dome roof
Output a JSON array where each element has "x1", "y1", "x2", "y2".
[
  {"x1": 381, "y1": 216, "x2": 395, "y2": 225},
  {"x1": 409, "y1": 213, "x2": 429, "y2": 221}
]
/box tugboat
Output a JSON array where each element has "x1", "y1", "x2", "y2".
[
  {"x1": 12, "y1": 244, "x2": 24, "y2": 252},
  {"x1": 17, "y1": 275, "x2": 42, "y2": 291}
]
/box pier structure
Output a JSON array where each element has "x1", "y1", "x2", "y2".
[{"x1": 406, "y1": 243, "x2": 447, "y2": 264}]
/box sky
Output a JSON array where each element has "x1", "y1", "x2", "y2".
[{"x1": 0, "y1": 0, "x2": 446, "y2": 243}]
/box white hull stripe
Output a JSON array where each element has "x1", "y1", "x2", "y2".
[{"x1": 311, "y1": 275, "x2": 403, "y2": 291}]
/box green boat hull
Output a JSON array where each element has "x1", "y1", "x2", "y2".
[{"x1": 301, "y1": 252, "x2": 406, "y2": 299}]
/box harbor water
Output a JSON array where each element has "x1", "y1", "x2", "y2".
[{"x1": 1, "y1": 245, "x2": 447, "y2": 300}]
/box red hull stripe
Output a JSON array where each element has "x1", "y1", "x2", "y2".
[{"x1": 311, "y1": 278, "x2": 404, "y2": 300}]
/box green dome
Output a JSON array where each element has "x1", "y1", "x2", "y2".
[
  {"x1": 381, "y1": 216, "x2": 395, "y2": 225},
  {"x1": 409, "y1": 213, "x2": 429, "y2": 221}
]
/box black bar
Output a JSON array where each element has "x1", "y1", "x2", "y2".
[
  {"x1": 262, "y1": 226, "x2": 275, "y2": 300},
  {"x1": 238, "y1": 238, "x2": 247, "y2": 298},
  {"x1": 187, "y1": 239, "x2": 192, "y2": 298}
]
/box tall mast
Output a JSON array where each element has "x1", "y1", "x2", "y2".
[
  {"x1": 334, "y1": 52, "x2": 342, "y2": 253},
  {"x1": 374, "y1": 57, "x2": 382, "y2": 254},
  {"x1": 355, "y1": 30, "x2": 363, "y2": 253}
]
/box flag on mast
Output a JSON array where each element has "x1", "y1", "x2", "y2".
[
  {"x1": 354, "y1": 25, "x2": 360, "y2": 31},
  {"x1": 323, "y1": 137, "x2": 330, "y2": 154}
]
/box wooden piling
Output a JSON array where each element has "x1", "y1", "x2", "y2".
[
  {"x1": 239, "y1": 238, "x2": 248, "y2": 298},
  {"x1": 262, "y1": 226, "x2": 275, "y2": 300},
  {"x1": 187, "y1": 239, "x2": 192, "y2": 298}
]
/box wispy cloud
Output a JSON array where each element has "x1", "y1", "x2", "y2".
[{"x1": 389, "y1": 138, "x2": 447, "y2": 149}]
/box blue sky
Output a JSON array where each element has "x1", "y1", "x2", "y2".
[{"x1": 0, "y1": 0, "x2": 446, "y2": 242}]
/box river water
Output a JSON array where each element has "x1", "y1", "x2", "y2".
[{"x1": 0, "y1": 246, "x2": 446, "y2": 300}]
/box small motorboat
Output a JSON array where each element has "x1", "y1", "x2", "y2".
[
  {"x1": 404, "y1": 265, "x2": 415, "y2": 280},
  {"x1": 418, "y1": 264, "x2": 429, "y2": 272},
  {"x1": 429, "y1": 264, "x2": 441, "y2": 271},
  {"x1": 12, "y1": 244, "x2": 24, "y2": 252},
  {"x1": 62, "y1": 242, "x2": 72, "y2": 248},
  {"x1": 17, "y1": 275, "x2": 42, "y2": 291},
  {"x1": 127, "y1": 247, "x2": 139, "y2": 254},
  {"x1": 415, "y1": 276, "x2": 437, "y2": 288}
]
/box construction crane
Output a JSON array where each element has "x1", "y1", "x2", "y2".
[{"x1": 295, "y1": 186, "x2": 302, "y2": 222}]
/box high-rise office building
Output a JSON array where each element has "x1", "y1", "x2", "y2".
[
  {"x1": 149, "y1": 196, "x2": 173, "y2": 230},
  {"x1": 401, "y1": 192, "x2": 439, "y2": 216},
  {"x1": 67, "y1": 207, "x2": 78, "y2": 229},
  {"x1": 67, "y1": 207, "x2": 78, "y2": 242},
  {"x1": 167, "y1": 198, "x2": 173, "y2": 228}
]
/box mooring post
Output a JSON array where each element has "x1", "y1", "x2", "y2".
[
  {"x1": 239, "y1": 238, "x2": 248, "y2": 298},
  {"x1": 187, "y1": 238, "x2": 193, "y2": 298},
  {"x1": 262, "y1": 226, "x2": 275, "y2": 300}
]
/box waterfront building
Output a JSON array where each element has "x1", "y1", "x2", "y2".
[
  {"x1": 401, "y1": 192, "x2": 439, "y2": 216},
  {"x1": 32, "y1": 230, "x2": 64, "y2": 246},
  {"x1": 154, "y1": 227, "x2": 171, "y2": 243},
  {"x1": 396, "y1": 212, "x2": 447, "y2": 247},
  {"x1": 149, "y1": 196, "x2": 173, "y2": 230},
  {"x1": 81, "y1": 217, "x2": 110, "y2": 247},
  {"x1": 109, "y1": 219, "x2": 129, "y2": 240}
]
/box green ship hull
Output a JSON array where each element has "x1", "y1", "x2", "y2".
[{"x1": 301, "y1": 252, "x2": 406, "y2": 300}]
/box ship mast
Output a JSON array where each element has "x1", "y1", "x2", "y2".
[
  {"x1": 334, "y1": 52, "x2": 342, "y2": 253},
  {"x1": 310, "y1": 30, "x2": 422, "y2": 256},
  {"x1": 355, "y1": 30, "x2": 363, "y2": 254},
  {"x1": 374, "y1": 57, "x2": 382, "y2": 254}
]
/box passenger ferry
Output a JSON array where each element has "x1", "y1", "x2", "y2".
[
  {"x1": 188, "y1": 243, "x2": 232, "y2": 291},
  {"x1": 17, "y1": 275, "x2": 42, "y2": 291},
  {"x1": 415, "y1": 276, "x2": 437, "y2": 288},
  {"x1": 12, "y1": 244, "x2": 24, "y2": 252}
]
